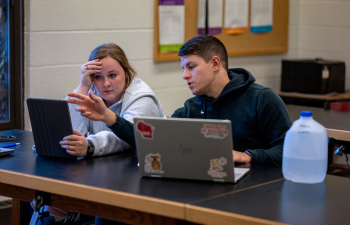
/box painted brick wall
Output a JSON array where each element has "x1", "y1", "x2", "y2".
[
  {"x1": 298, "y1": 0, "x2": 350, "y2": 90},
  {"x1": 24, "y1": 0, "x2": 299, "y2": 130}
]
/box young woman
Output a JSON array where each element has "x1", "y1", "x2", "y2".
[
  {"x1": 61, "y1": 43, "x2": 165, "y2": 158},
  {"x1": 35, "y1": 43, "x2": 164, "y2": 225}
]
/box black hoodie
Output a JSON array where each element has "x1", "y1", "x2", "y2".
[{"x1": 172, "y1": 68, "x2": 292, "y2": 167}]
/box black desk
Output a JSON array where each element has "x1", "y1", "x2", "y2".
[
  {"x1": 278, "y1": 91, "x2": 350, "y2": 108},
  {"x1": 0, "y1": 130, "x2": 283, "y2": 225},
  {"x1": 1, "y1": 130, "x2": 350, "y2": 225},
  {"x1": 190, "y1": 176, "x2": 350, "y2": 225}
]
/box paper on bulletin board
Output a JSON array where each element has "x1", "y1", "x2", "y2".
[
  {"x1": 158, "y1": 0, "x2": 185, "y2": 52},
  {"x1": 197, "y1": 0, "x2": 223, "y2": 35},
  {"x1": 250, "y1": 0, "x2": 273, "y2": 33},
  {"x1": 224, "y1": 0, "x2": 249, "y2": 34}
]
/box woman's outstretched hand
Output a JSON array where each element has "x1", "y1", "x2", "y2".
[{"x1": 67, "y1": 91, "x2": 117, "y2": 126}]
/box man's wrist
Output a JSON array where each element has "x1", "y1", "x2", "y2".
[{"x1": 244, "y1": 150, "x2": 252, "y2": 163}]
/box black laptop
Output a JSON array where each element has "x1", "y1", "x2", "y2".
[{"x1": 27, "y1": 98, "x2": 76, "y2": 159}]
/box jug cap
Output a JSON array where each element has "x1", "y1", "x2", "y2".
[{"x1": 300, "y1": 111, "x2": 312, "y2": 117}]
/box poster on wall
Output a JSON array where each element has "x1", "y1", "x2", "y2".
[
  {"x1": 158, "y1": 0, "x2": 185, "y2": 52},
  {"x1": 197, "y1": 0, "x2": 223, "y2": 35},
  {"x1": 250, "y1": 0, "x2": 273, "y2": 33},
  {"x1": 224, "y1": 0, "x2": 249, "y2": 34}
]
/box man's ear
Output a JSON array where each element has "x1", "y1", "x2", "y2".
[{"x1": 211, "y1": 56, "x2": 221, "y2": 72}]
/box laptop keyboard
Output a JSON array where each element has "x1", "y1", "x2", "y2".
[{"x1": 235, "y1": 172, "x2": 242, "y2": 178}]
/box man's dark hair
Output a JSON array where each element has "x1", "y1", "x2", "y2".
[{"x1": 178, "y1": 35, "x2": 228, "y2": 72}]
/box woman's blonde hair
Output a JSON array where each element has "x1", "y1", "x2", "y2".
[{"x1": 89, "y1": 43, "x2": 137, "y2": 92}]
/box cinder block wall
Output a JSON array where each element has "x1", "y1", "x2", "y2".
[
  {"x1": 24, "y1": 0, "x2": 301, "y2": 130},
  {"x1": 297, "y1": 0, "x2": 350, "y2": 89}
]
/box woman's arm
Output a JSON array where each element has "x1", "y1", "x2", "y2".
[
  {"x1": 66, "y1": 91, "x2": 164, "y2": 151},
  {"x1": 66, "y1": 91, "x2": 117, "y2": 125}
]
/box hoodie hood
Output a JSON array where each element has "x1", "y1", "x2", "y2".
[{"x1": 197, "y1": 68, "x2": 256, "y2": 104}]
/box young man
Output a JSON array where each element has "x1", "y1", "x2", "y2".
[
  {"x1": 172, "y1": 35, "x2": 291, "y2": 167},
  {"x1": 67, "y1": 35, "x2": 291, "y2": 167}
]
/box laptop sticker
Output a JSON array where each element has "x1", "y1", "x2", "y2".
[
  {"x1": 201, "y1": 124, "x2": 229, "y2": 139},
  {"x1": 136, "y1": 120, "x2": 155, "y2": 139},
  {"x1": 208, "y1": 157, "x2": 227, "y2": 178},
  {"x1": 145, "y1": 153, "x2": 164, "y2": 174}
]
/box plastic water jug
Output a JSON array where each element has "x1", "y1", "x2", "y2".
[{"x1": 282, "y1": 111, "x2": 328, "y2": 183}]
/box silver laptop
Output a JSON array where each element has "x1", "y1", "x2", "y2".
[{"x1": 133, "y1": 117, "x2": 249, "y2": 183}]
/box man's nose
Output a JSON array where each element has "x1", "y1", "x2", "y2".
[{"x1": 182, "y1": 69, "x2": 190, "y2": 80}]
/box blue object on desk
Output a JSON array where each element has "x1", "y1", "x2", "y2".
[{"x1": 1, "y1": 143, "x2": 20, "y2": 148}]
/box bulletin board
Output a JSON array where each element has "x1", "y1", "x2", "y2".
[{"x1": 154, "y1": 0, "x2": 289, "y2": 62}]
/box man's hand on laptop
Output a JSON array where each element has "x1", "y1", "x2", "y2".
[
  {"x1": 67, "y1": 91, "x2": 117, "y2": 126},
  {"x1": 232, "y1": 150, "x2": 251, "y2": 164},
  {"x1": 60, "y1": 130, "x2": 89, "y2": 157}
]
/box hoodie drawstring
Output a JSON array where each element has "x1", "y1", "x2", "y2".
[{"x1": 202, "y1": 101, "x2": 207, "y2": 119}]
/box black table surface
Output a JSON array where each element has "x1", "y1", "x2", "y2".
[
  {"x1": 0, "y1": 129, "x2": 283, "y2": 205},
  {"x1": 193, "y1": 175, "x2": 350, "y2": 225},
  {"x1": 187, "y1": 104, "x2": 350, "y2": 225},
  {"x1": 286, "y1": 104, "x2": 350, "y2": 131},
  {"x1": 1, "y1": 125, "x2": 349, "y2": 224}
]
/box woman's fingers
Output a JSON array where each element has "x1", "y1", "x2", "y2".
[
  {"x1": 81, "y1": 112, "x2": 92, "y2": 117},
  {"x1": 73, "y1": 130, "x2": 84, "y2": 136},
  {"x1": 60, "y1": 140, "x2": 80, "y2": 146},
  {"x1": 66, "y1": 98, "x2": 83, "y2": 105},
  {"x1": 85, "y1": 65, "x2": 102, "y2": 71},
  {"x1": 67, "y1": 92, "x2": 89, "y2": 101},
  {"x1": 83, "y1": 59, "x2": 102, "y2": 71},
  {"x1": 67, "y1": 93, "x2": 96, "y2": 105},
  {"x1": 66, "y1": 149, "x2": 78, "y2": 156},
  {"x1": 88, "y1": 91, "x2": 101, "y2": 102},
  {"x1": 73, "y1": 106, "x2": 84, "y2": 112}
]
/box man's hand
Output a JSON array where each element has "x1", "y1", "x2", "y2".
[
  {"x1": 67, "y1": 91, "x2": 117, "y2": 126},
  {"x1": 60, "y1": 130, "x2": 89, "y2": 157},
  {"x1": 232, "y1": 150, "x2": 251, "y2": 164}
]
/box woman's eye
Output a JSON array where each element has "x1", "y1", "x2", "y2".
[
  {"x1": 94, "y1": 75, "x2": 101, "y2": 80},
  {"x1": 110, "y1": 74, "x2": 117, "y2": 78}
]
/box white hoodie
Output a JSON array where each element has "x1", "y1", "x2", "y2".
[{"x1": 67, "y1": 78, "x2": 165, "y2": 157}]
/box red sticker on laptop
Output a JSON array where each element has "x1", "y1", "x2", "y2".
[
  {"x1": 136, "y1": 120, "x2": 155, "y2": 139},
  {"x1": 201, "y1": 124, "x2": 229, "y2": 139}
]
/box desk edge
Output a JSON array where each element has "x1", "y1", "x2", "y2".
[
  {"x1": 0, "y1": 169, "x2": 186, "y2": 220},
  {"x1": 186, "y1": 205, "x2": 288, "y2": 225}
]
